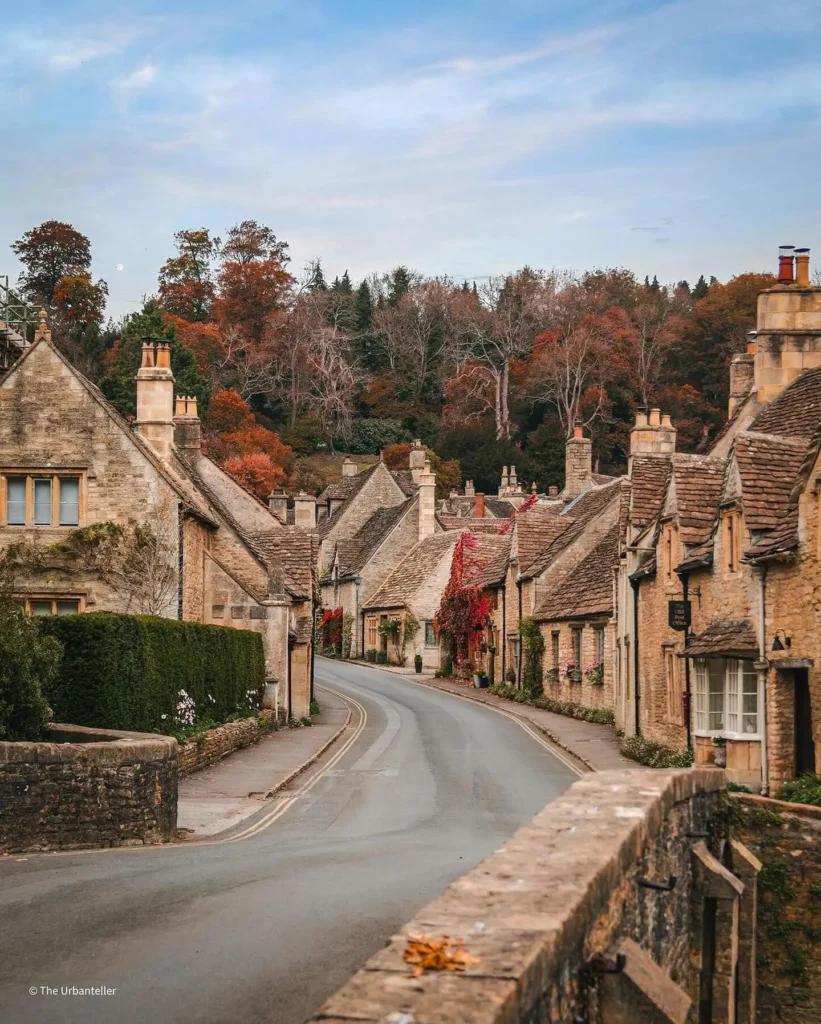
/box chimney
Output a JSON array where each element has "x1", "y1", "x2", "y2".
[
  {"x1": 464, "y1": 479, "x2": 475, "y2": 497},
  {"x1": 173, "y1": 394, "x2": 201, "y2": 450},
  {"x1": 293, "y1": 491, "x2": 317, "y2": 529},
  {"x1": 135, "y1": 339, "x2": 175, "y2": 459},
  {"x1": 563, "y1": 422, "x2": 592, "y2": 499},
  {"x1": 755, "y1": 247, "x2": 821, "y2": 403},
  {"x1": 409, "y1": 439, "x2": 426, "y2": 485},
  {"x1": 418, "y1": 459, "x2": 436, "y2": 541},
  {"x1": 729, "y1": 346, "x2": 755, "y2": 417},
  {"x1": 474, "y1": 493, "x2": 485, "y2": 519},
  {"x1": 629, "y1": 407, "x2": 676, "y2": 469},
  {"x1": 268, "y1": 489, "x2": 288, "y2": 523},
  {"x1": 499, "y1": 466, "x2": 509, "y2": 496},
  {"x1": 777, "y1": 245, "x2": 796, "y2": 284},
  {"x1": 341, "y1": 456, "x2": 358, "y2": 478},
  {"x1": 795, "y1": 247, "x2": 811, "y2": 287},
  {"x1": 509, "y1": 465, "x2": 519, "y2": 492},
  {"x1": 548, "y1": 485, "x2": 559, "y2": 498}
]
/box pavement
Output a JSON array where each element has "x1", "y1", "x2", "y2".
[
  {"x1": 0, "y1": 659, "x2": 579, "y2": 1024},
  {"x1": 177, "y1": 690, "x2": 350, "y2": 837},
  {"x1": 352, "y1": 660, "x2": 639, "y2": 773}
]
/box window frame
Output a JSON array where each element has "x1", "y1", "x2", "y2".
[
  {"x1": 693, "y1": 656, "x2": 761, "y2": 740},
  {"x1": 551, "y1": 630, "x2": 560, "y2": 670},
  {"x1": 1, "y1": 472, "x2": 84, "y2": 528},
  {"x1": 23, "y1": 595, "x2": 84, "y2": 616},
  {"x1": 423, "y1": 620, "x2": 437, "y2": 648},
  {"x1": 571, "y1": 626, "x2": 582, "y2": 666}
]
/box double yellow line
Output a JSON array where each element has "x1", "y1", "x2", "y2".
[{"x1": 221, "y1": 686, "x2": 369, "y2": 843}]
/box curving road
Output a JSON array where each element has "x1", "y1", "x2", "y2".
[{"x1": 0, "y1": 660, "x2": 579, "y2": 1024}]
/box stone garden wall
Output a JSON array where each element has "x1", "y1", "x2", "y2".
[
  {"x1": 177, "y1": 709, "x2": 283, "y2": 777},
  {"x1": 0, "y1": 724, "x2": 177, "y2": 853}
]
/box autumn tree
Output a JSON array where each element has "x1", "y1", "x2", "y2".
[
  {"x1": 204, "y1": 389, "x2": 292, "y2": 498},
  {"x1": 221, "y1": 220, "x2": 289, "y2": 266},
  {"x1": 158, "y1": 229, "x2": 220, "y2": 322},
  {"x1": 12, "y1": 220, "x2": 92, "y2": 304}
]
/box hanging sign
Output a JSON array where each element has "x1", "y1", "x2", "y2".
[{"x1": 668, "y1": 600, "x2": 691, "y2": 631}]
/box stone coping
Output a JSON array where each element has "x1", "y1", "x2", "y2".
[
  {"x1": 731, "y1": 790, "x2": 821, "y2": 821},
  {"x1": 0, "y1": 723, "x2": 178, "y2": 765},
  {"x1": 310, "y1": 768, "x2": 726, "y2": 1022}
]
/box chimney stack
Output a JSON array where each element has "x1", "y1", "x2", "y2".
[
  {"x1": 268, "y1": 489, "x2": 288, "y2": 523},
  {"x1": 464, "y1": 479, "x2": 475, "y2": 497},
  {"x1": 409, "y1": 439, "x2": 426, "y2": 485},
  {"x1": 795, "y1": 247, "x2": 811, "y2": 287},
  {"x1": 563, "y1": 422, "x2": 592, "y2": 500},
  {"x1": 173, "y1": 394, "x2": 201, "y2": 450},
  {"x1": 629, "y1": 407, "x2": 677, "y2": 468},
  {"x1": 548, "y1": 485, "x2": 559, "y2": 498},
  {"x1": 135, "y1": 339, "x2": 175, "y2": 459},
  {"x1": 293, "y1": 491, "x2": 317, "y2": 529},
  {"x1": 499, "y1": 466, "x2": 509, "y2": 496},
  {"x1": 509, "y1": 465, "x2": 519, "y2": 492},
  {"x1": 418, "y1": 459, "x2": 436, "y2": 541},
  {"x1": 474, "y1": 493, "x2": 485, "y2": 519},
  {"x1": 341, "y1": 456, "x2": 358, "y2": 478},
  {"x1": 778, "y1": 245, "x2": 796, "y2": 284}
]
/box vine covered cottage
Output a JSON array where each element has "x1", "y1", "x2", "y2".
[{"x1": 0, "y1": 315, "x2": 316, "y2": 719}]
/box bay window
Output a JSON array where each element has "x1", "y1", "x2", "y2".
[{"x1": 694, "y1": 657, "x2": 760, "y2": 737}]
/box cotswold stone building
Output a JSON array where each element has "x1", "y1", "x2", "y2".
[
  {"x1": 619, "y1": 249, "x2": 821, "y2": 790},
  {"x1": 0, "y1": 315, "x2": 316, "y2": 719}
]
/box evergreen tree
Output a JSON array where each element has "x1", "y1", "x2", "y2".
[
  {"x1": 388, "y1": 266, "x2": 412, "y2": 306},
  {"x1": 692, "y1": 275, "x2": 709, "y2": 300},
  {"x1": 306, "y1": 258, "x2": 327, "y2": 292},
  {"x1": 650, "y1": 274, "x2": 660, "y2": 292},
  {"x1": 353, "y1": 280, "x2": 380, "y2": 371},
  {"x1": 339, "y1": 270, "x2": 353, "y2": 294},
  {"x1": 354, "y1": 280, "x2": 374, "y2": 332}
]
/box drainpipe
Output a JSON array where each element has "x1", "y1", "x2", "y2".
[
  {"x1": 310, "y1": 595, "x2": 316, "y2": 704},
  {"x1": 631, "y1": 578, "x2": 641, "y2": 736},
  {"x1": 758, "y1": 567, "x2": 770, "y2": 795},
  {"x1": 501, "y1": 584, "x2": 507, "y2": 682},
  {"x1": 517, "y1": 580, "x2": 523, "y2": 686},
  {"x1": 682, "y1": 572, "x2": 692, "y2": 752}
]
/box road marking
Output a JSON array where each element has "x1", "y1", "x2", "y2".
[{"x1": 349, "y1": 689, "x2": 400, "y2": 771}]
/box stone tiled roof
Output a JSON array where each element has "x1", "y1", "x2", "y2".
[
  {"x1": 437, "y1": 516, "x2": 504, "y2": 533},
  {"x1": 484, "y1": 497, "x2": 516, "y2": 518},
  {"x1": 363, "y1": 533, "x2": 458, "y2": 611},
  {"x1": 734, "y1": 432, "x2": 809, "y2": 533},
  {"x1": 461, "y1": 534, "x2": 511, "y2": 589},
  {"x1": 246, "y1": 529, "x2": 318, "y2": 600},
  {"x1": 318, "y1": 466, "x2": 376, "y2": 504},
  {"x1": 534, "y1": 525, "x2": 619, "y2": 622},
  {"x1": 521, "y1": 480, "x2": 621, "y2": 581},
  {"x1": 335, "y1": 499, "x2": 413, "y2": 576},
  {"x1": 515, "y1": 505, "x2": 566, "y2": 577},
  {"x1": 676, "y1": 540, "x2": 713, "y2": 573},
  {"x1": 391, "y1": 470, "x2": 416, "y2": 496},
  {"x1": 630, "y1": 455, "x2": 672, "y2": 529},
  {"x1": 317, "y1": 465, "x2": 415, "y2": 539},
  {"x1": 670, "y1": 454, "x2": 726, "y2": 545},
  {"x1": 750, "y1": 366, "x2": 821, "y2": 440},
  {"x1": 682, "y1": 619, "x2": 758, "y2": 657},
  {"x1": 708, "y1": 391, "x2": 755, "y2": 454}
]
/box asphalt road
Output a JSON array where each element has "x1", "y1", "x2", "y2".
[{"x1": 0, "y1": 660, "x2": 579, "y2": 1024}]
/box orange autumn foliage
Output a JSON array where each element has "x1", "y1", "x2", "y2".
[
  {"x1": 205, "y1": 389, "x2": 292, "y2": 498},
  {"x1": 222, "y1": 452, "x2": 286, "y2": 499}
]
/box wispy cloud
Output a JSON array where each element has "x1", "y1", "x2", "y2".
[{"x1": 115, "y1": 63, "x2": 157, "y2": 92}]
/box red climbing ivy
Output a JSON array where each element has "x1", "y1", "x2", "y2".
[
  {"x1": 496, "y1": 492, "x2": 539, "y2": 535},
  {"x1": 435, "y1": 533, "x2": 492, "y2": 667},
  {"x1": 320, "y1": 607, "x2": 344, "y2": 654}
]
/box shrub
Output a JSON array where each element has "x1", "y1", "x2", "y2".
[
  {"x1": 40, "y1": 612, "x2": 265, "y2": 734},
  {"x1": 0, "y1": 593, "x2": 61, "y2": 740},
  {"x1": 342, "y1": 613, "x2": 354, "y2": 659},
  {"x1": 488, "y1": 684, "x2": 615, "y2": 725},
  {"x1": 777, "y1": 773, "x2": 821, "y2": 806},
  {"x1": 620, "y1": 733, "x2": 693, "y2": 769},
  {"x1": 520, "y1": 618, "x2": 544, "y2": 701},
  {"x1": 376, "y1": 649, "x2": 387, "y2": 664},
  {"x1": 340, "y1": 418, "x2": 412, "y2": 454}
]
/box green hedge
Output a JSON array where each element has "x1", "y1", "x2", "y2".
[{"x1": 40, "y1": 613, "x2": 265, "y2": 734}]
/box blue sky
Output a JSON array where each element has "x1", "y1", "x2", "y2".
[{"x1": 2, "y1": 0, "x2": 820, "y2": 318}]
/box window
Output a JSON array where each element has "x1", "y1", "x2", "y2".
[
  {"x1": 424, "y1": 621, "x2": 437, "y2": 647},
  {"x1": 694, "y1": 657, "x2": 759, "y2": 737},
  {"x1": 594, "y1": 627, "x2": 605, "y2": 663},
  {"x1": 723, "y1": 511, "x2": 741, "y2": 572},
  {"x1": 571, "y1": 627, "x2": 582, "y2": 666},
  {"x1": 25, "y1": 597, "x2": 81, "y2": 616},
  {"x1": 366, "y1": 616, "x2": 378, "y2": 650},
  {"x1": 2, "y1": 473, "x2": 83, "y2": 527},
  {"x1": 551, "y1": 631, "x2": 560, "y2": 670}
]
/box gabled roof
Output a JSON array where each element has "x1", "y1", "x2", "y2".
[
  {"x1": 363, "y1": 532, "x2": 458, "y2": 611},
  {"x1": 515, "y1": 504, "x2": 566, "y2": 576},
  {"x1": 630, "y1": 455, "x2": 672, "y2": 530},
  {"x1": 317, "y1": 463, "x2": 412, "y2": 539},
  {"x1": 461, "y1": 533, "x2": 511, "y2": 589},
  {"x1": 734, "y1": 432, "x2": 809, "y2": 533},
  {"x1": 246, "y1": 529, "x2": 317, "y2": 600},
  {"x1": 534, "y1": 525, "x2": 619, "y2": 622},
  {"x1": 484, "y1": 497, "x2": 516, "y2": 518},
  {"x1": 521, "y1": 480, "x2": 621, "y2": 581},
  {"x1": 335, "y1": 499, "x2": 413, "y2": 576},
  {"x1": 437, "y1": 516, "x2": 504, "y2": 533},
  {"x1": 682, "y1": 619, "x2": 758, "y2": 657},
  {"x1": 668, "y1": 453, "x2": 726, "y2": 545},
  {"x1": 750, "y1": 366, "x2": 821, "y2": 440}
]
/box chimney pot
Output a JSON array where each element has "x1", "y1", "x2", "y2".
[
  {"x1": 649, "y1": 407, "x2": 661, "y2": 426},
  {"x1": 573, "y1": 421, "x2": 584, "y2": 439},
  {"x1": 795, "y1": 247, "x2": 811, "y2": 287},
  {"x1": 778, "y1": 245, "x2": 796, "y2": 284},
  {"x1": 660, "y1": 413, "x2": 672, "y2": 428},
  {"x1": 548, "y1": 485, "x2": 558, "y2": 497},
  {"x1": 474, "y1": 492, "x2": 485, "y2": 518}
]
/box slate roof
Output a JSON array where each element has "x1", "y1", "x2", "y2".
[
  {"x1": 682, "y1": 619, "x2": 758, "y2": 657},
  {"x1": 363, "y1": 532, "x2": 458, "y2": 611},
  {"x1": 484, "y1": 497, "x2": 516, "y2": 519},
  {"x1": 461, "y1": 534, "x2": 511, "y2": 589},
  {"x1": 669, "y1": 454, "x2": 726, "y2": 545},
  {"x1": 520, "y1": 480, "x2": 622, "y2": 581},
  {"x1": 630, "y1": 455, "x2": 672, "y2": 530},
  {"x1": 750, "y1": 366, "x2": 821, "y2": 440},
  {"x1": 246, "y1": 529, "x2": 318, "y2": 600},
  {"x1": 334, "y1": 499, "x2": 413, "y2": 576},
  {"x1": 534, "y1": 525, "x2": 619, "y2": 622},
  {"x1": 734, "y1": 432, "x2": 809, "y2": 532},
  {"x1": 515, "y1": 505, "x2": 566, "y2": 576}
]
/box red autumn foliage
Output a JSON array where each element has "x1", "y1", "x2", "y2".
[
  {"x1": 435, "y1": 533, "x2": 493, "y2": 667},
  {"x1": 208, "y1": 389, "x2": 256, "y2": 434},
  {"x1": 205, "y1": 389, "x2": 292, "y2": 498},
  {"x1": 319, "y1": 607, "x2": 344, "y2": 653},
  {"x1": 213, "y1": 260, "x2": 293, "y2": 342},
  {"x1": 165, "y1": 315, "x2": 225, "y2": 377}
]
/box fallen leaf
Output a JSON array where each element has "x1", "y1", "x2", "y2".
[{"x1": 402, "y1": 934, "x2": 480, "y2": 977}]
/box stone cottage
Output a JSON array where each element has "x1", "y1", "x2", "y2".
[
  {"x1": 620, "y1": 247, "x2": 821, "y2": 790},
  {"x1": 0, "y1": 315, "x2": 316, "y2": 719}
]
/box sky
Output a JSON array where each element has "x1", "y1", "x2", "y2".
[{"x1": 2, "y1": 0, "x2": 820, "y2": 318}]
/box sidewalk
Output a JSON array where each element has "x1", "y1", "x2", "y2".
[
  {"x1": 350, "y1": 659, "x2": 638, "y2": 773},
  {"x1": 177, "y1": 687, "x2": 350, "y2": 838}
]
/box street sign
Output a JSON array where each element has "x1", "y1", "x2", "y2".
[{"x1": 668, "y1": 600, "x2": 691, "y2": 631}]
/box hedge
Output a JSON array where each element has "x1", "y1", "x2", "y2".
[{"x1": 40, "y1": 613, "x2": 265, "y2": 734}]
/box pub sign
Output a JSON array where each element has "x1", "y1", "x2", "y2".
[{"x1": 668, "y1": 600, "x2": 691, "y2": 631}]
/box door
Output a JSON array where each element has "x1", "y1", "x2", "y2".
[{"x1": 794, "y1": 670, "x2": 815, "y2": 777}]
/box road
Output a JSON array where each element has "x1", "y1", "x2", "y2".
[{"x1": 0, "y1": 660, "x2": 579, "y2": 1024}]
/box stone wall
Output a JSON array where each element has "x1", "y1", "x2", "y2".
[
  {"x1": 0, "y1": 724, "x2": 177, "y2": 853},
  {"x1": 310, "y1": 769, "x2": 759, "y2": 1024},
  {"x1": 177, "y1": 710, "x2": 280, "y2": 776},
  {"x1": 731, "y1": 793, "x2": 821, "y2": 1024},
  {"x1": 539, "y1": 617, "x2": 615, "y2": 710}
]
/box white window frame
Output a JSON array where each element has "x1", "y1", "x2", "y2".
[{"x1": 693, "y1": 657, "x2": 761, "y2": 740}]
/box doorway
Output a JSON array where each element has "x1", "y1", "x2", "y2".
[{"x1": 794, "y1": 669, "x2": 815, "y2": 777}]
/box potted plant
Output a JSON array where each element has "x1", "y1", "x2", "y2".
[
  {"x1": 584, "y1": 662, "x2": 604, "y2": 686},
  {"x1": 376, "y1": 649, "x2": 387, "y2": 664},
  {"x1": 566, "y1": 662, "x2": 582, "y2": 684},
  {"x1": 366, "y1": 648, "x2": 376, "y2": 663},
  {"x1": 505, "y1": 668, "x2": 516, "y2": 684},
  {"x1": 414, "y1": 653, "x2": 423, "y2": 674},
  {"x1": 712, "y1": 736, "x2": 727, "y2": 768}
]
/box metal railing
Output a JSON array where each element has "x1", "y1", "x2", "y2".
[{"x1": 0, "y1": 275, "x2": 36, "y2": 342}]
